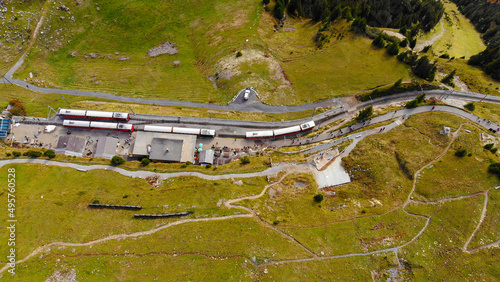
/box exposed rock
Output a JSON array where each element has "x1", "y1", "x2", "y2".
[
  {"x1": 148, "y1": 41, "x2": 178, "y2": 57},
  {"x1": 89, "y1": 53, "x2": 98, "y2": 58},
  {"x1": 173, "y1": 60, "x2": 181, "y2": 67},
  {"x1": 69, "y1": 51, "x2": 77, "y2": 57},
  {"x1": 118, "y1": 56, "x2": 129, "y2": 61}
]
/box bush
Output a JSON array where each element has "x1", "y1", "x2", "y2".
[
  {"x1": 6, "y1": 153, "x2": 11, "y2": 157},
  {"x1": 140, "y1": 158, "x2": 151, "y2": 166},
  {"x1": 372, "y1": 34, "x2": 385, "y2": 48},
  {"x1": 441, "y1": 70, "x2": 456, "y2": 86},
  {"x1": 24, "y1": 150, "x2": 42, "y2": 158},
  {"x1": 44, "y1": 149, "x2": 56, "y2": 159},
  {"x1": 464, "y1": 102, "x2": 475, "y2": 111},
  {"x1": 180, "y1": 164, "x2": 187, "y2": 168},
  {"x1": 491, "y1": 148, "x2": 498, "y2": 154},
  {"x1": 484, "y1": 143, "x2": 494, "y2": 150},
  {"x1": 413, "y1": 56, "x2": 437, "y2": 81},
  {"x1": 422, "y1": 45, "x2": 431, "y2": 53},
  {"x1": 488, "y1": 162, "x2": 500, "y2": 176},
  {"x1": 273, "y1": 220, "x2": 279, "y2": 225},
  {"x1": 455, "y1": 148, "x2": 467, "y2": 157},
  {"x1": 386, "y1": 42, "x2": 400, "y2": 56},
  {"x1": 405, "y1": 99, "x2": 419, "y2": 108},
  {"x1": 439, "y1": 53, "x2": 450, "y2": 59},
  {"x1": 313, "y1": 194, "x2": 324, "y2": 203},
  {"x1": 356, "y1": 106, "x2": 373, "y2": 122},
  {"x1": 8, "y1": 98, "x2": 26, "y2": 116},
  {"x1": 236, "y1": 51, "x2": 242, "y2": 58},
  {"x1": 205, "y1": 164, "x2": 212, "y2": 169},
  {"x1": 185, "y1": 161, "x2": 192, "y2": 166},
  {"x1": 111, "y1": 156, "x2": 125, "y2": 166},
  {"x1": 92, "y1": 200, "x2": 100, "y2": 204},
  {"x1": 416, "y1": 93, "x2": 426, "y2": 104},
  {"x1": 12, "y1": 151, "x2": 21, "y2": 157},
  {"x1": 240, "y1": 156, "x2": 250, "y2": 164},
  {"x1": 399, "y1": 38, "x2": 408, "y2": 47}
]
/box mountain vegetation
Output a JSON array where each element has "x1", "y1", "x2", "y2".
[{"x1": 450, "y1": 0, "x2": 500, "y2": 80}]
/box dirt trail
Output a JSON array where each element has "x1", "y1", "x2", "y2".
[
  {"x1": 463, "y1": 190, "x2": 489, "y2": 252},
  {"x1": 28, "y1": 0, "x2": 50, "y2": 50},
  {"x1": 414, "y1": 20, "x2": 445, "y2": 52}
]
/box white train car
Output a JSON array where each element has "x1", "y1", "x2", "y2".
[
  {"x1": 273, "y1": 125, "x2": 302, "y2": 137},
  {"x1": 90, "y1": 121, "x2": 118, "y2": 130},
  {"x1": 300, "y1": 121, "x2": 315, "y2": 131},
  {"x1": 172, "y1": 127, "x2": 201, "y2": 135},
  {"x1": 117, "y1": 123, "x2": 134, "y2": 132},
  {"x1": 246, "y1": 130, "x2": 274, "y2": 139},
  {"x1": 200, "y1": 129, "x2": 216, "y2": 137},
  {"x1": 63, "y1": 120, "x2": 90, "y2": 128},
  {"x1": 113, "y1": 112, "x2": 130, "y2": 121},
  {"x1": 59, "y1": 109, "x2": 86, "y2": 118},
  {"x1": 144, "y1": 125, "x2": 173, "y2": 133},
  {"x1": 85, "y1": 110, "x2": 114, "y2": 120}
]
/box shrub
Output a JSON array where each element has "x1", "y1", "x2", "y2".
[
  {"x1": 24, "y1": 150, "x2": 42, "y2": 158},
  {"x1": 205, "y1": 164, "x2": 212, "y2": 169},
  {"x1": 240, "y1": 156, "x2": 250, "y2": 164},
  {"x1": 439, "y1": 53, "x2": 450, "y2": 59},
  {"x1": 44, "y1": 149, "x2": 56, "y2": 159},
  {"x1": 12, "y1": 151, "x2": 21, "y2": 157},
  {"x1": 111, "y1": 156, "x2": 125, "y2": 166},
  {"x1": 455, "y1": 148, "x2": 467, "y2": 157},
  {"x1": 416, "y1": 93, "x2": 426, "y2": 103},
  {"x1": 464, "y1": 102, "x2": 475, "y2": 111},
  {"x1": 441, "y1": 70, "x2": 456, "y2": 86},
  {"x1": 273, "y1": 220, "x2": 279, "y2": 225},
  {"x1": 92, "y1": 200, "x2": 100, "y2": 204},
  {"x1": 356, "y1": 106, "x2": 373, "y2": 122},
  {"x1": 405, "y1": 99, "x2": 419, "y2": 108},
  {"x1": 185, "y1": 161, "x2": 192, "y2": 166},
  {"x1": 372, "y1": 34, "x2": 385, "y2": 48},
  {"x1": 6, "y1": 153, "x2": 11, "y2": 157},
  {"x1": 313, "y1": 194, "x2": 324, "y2": 203},
  {"x1": 140, "y1": 158, "x2": 151, "y2": 166},
  {"x1": 488, "y1": 162, "x2": 500, "y2": 176},
  {"x1": 399, "y1": 38, "x2": 408, "y2": 47},
  {"x1": 236, "y1": 51, "x2": 242, "y2": 58},
  {"x1": 180, "y1": 164, "x2": 187, "y2": 168},
  {"x1": 484, "y1": 143, "x2": 494, "y2": 150},
  {"x1": 422, "y1": 45, "x2": 431, "y2": 53},
  {"x1": 387, "y1": 42, "x2": 400, "y2": 56},
  {"x1": 491, "y1": 148, "x2": 498, "y2": 154},
  {"x1": 8, "y1": 98, "x2": 26, "y2": 116},
  {"x1": 123, "y1": 195, "x2": 129, "y2": 199}
]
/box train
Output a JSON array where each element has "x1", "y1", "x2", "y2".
[
  {"x1": 63, "y1": 120, "x2": 134, "y2": 131},
  {"x1": 143, "y1": 125, "x2": 216, "y2": 137},
  {"x1": 246, "y1": 121, "x2": 315, "y2": 139},
  {"x1": 59, "y1": 108, "x2": 130, "y2": 121}
]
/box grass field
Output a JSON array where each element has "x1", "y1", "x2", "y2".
[
  {"x1": 283, "y1": 209, "x2": 426, "y2": 256},
  {"x1": 427, "y1": 2, "x2": 486, "y2": 59},
  {"x1": 0, "y1": 0, "x2": 44, "y2": 74},
  {"x1": 399, "y1": 196, "x2": 500, "y2": 280},
  {"x1": 414, "y1": 125, "x2": 500, "y2": 201},
  {"x1": 0, "y1": 164, "x2": 267, "y2": 258},
  {"x1": 468, "y1": 190, "x2": 500, "y2": 249},
  {"x1": 0, "y1": 84, "x2": 331, "y2": 122},
  {"x1": 472, "y1": 102, "x2": 500, "y2": 125}
]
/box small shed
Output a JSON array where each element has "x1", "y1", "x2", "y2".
[
  {"x1": 199, "y1": 150, "x2": 214, "y2": 165},
  {"x1": 439, "y1": 126, "x2": 451, "y2": 135},
  {"x1": 94, "y1": 137, "x2": 119, "y2": 159}
]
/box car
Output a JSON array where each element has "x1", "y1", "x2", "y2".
[{"x1": 243, "y1": 89, "x2": 251, "y2": 100}]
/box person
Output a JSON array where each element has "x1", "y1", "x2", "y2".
[{"x1": 432, "y1": 106, "x2": 435, "y2": 110}]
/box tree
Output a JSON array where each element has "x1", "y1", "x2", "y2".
[
  {"x1": 387, "y1": 41, "x2": 400, "y2": 56},
  {"x1": 372, "y1": 34, "x2": 385, "y2": 48},
  {"x1": 351, "y1": 17, "x2": 367, "y2": 32},
  {"x1": 405, "y1": 99, "x2": 419, "y2": 108},
  {"x1": 44, "y1": 149, "x2": 56, "y2": 159},
  {"x1": 236, "y1": 51, "x2": 242, "y2": 58},
  {"x1": 111, "y1": 156, "x2": 125, "y2": 166},
  {"x1": 273, "y1": 0, "x2": 285, "y2": 19},
  {"x1": 140, "y1": 158, "x2": 151, "y2": 166},
  {"x1": 441, "y1": 70, "x2": 456, "y2": 86},
  {"x1": 356, "y1": 106, "x2": 373, "y2": 121},
  {"x1": 484, "y1": 143, "x2": 494, "y2": 150},
  {"x1": 413, "y1": 56, "x2": 437, "y2": 81},
  {"x1": 240, "y1": 156, "x2": 250, "y2": 164},
  {"x1": 409, "y1": 38, "x2": 417, "y2": 49},
  {"x1": 464, "y1": 102, "x2": 475, "y2": 111},
  {"x1": 313, "y1": 194, "x2": 324, "y2": 203},
  {"x1": 488, "y1": 162, "x2": 500, "y2": 176},
  {"x1": 416, "y1": 93, "x2": 426, "y2": 104},
  {"x1": 8, "y1": 98, "x2": 26, "y2": 116},
  {"x1": 399, "y1": 38, "x2": 408, "y2": 47},
  {"x1": 392, "y1": 78, "x2": 403, "y2": 89},
  {"x1": 455, "y1": 148, "x2": 467, "y2": 157}
]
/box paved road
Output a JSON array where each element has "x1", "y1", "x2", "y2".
[{"x1": 3, "y1": 55, "x2": 500, "y2": 114}]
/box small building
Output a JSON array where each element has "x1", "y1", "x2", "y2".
[
  {"x1": 0, "y1": 118, "x2": 10, "y2": 138},
  {"x1": 199, "y1": 150, "x2": 214, "y2": 165},
  {"x1": 55, "y1": 135, "x2": 86, "y2": 157},
  {"x1": 94, "y1": 137, "x2": 118, "y2": 159},
  {"x1": 132, "y1": 132, "x2": 196, "y2": 163},
  {"x1": 439, "y1": 126, "x2": 451, "y2": 135}
]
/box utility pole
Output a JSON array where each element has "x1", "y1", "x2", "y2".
[
  {"x1": 128, "y1": 106, "x2": 136, "y2": 115},
  {"x1": 60, "y1": 95, "x2": 71, "y2": 106},
  {"x1": 480, "y1": 94, "x2": 488, "y2": 102},
  {"x1": 47, "y1": 106, "x2": 57, "y2": 119}
]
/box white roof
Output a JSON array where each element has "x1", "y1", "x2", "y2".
[
  {"x1": 90, "y1": 121, "x2": 118, "y2": 129},
  {"x1": 172, "y1": 127, "x2": 201, "y2": 135},
  {"x1": 246, "y1": 131, "x2": 274, "y2": 138},
  {"x1": 86, "y1": 111, "x2": 114, "y2": 118},
  {"x1": 59, "y1": 109, "x2": 86, "y2": 116},
  {"x1": 144, "y1": 125, "x2": 172, "y2": 133},
  {"x1": 274, "y1": 125, "x2": 301, "y2": 136}
]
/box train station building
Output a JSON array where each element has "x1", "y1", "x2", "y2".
[{"x1": 131, "y1": 132, "x2": 196, "y2": 163}]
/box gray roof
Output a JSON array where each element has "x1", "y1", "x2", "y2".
[
  {"x1": 199, "y1": 150, "x2": 214, "y2": 165},
  {"x1": 132, "y1": 132, "x2": 196, "y2": 163},
  {"x1": 149, "y1": 138, "x2": 183, "y2": 162},
  {"x1": 94, "y1": 137, "x2": 118, "y2": 159},
  {"x1": 55, "y1": 135, "x2": 86, "y2": 157}
]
